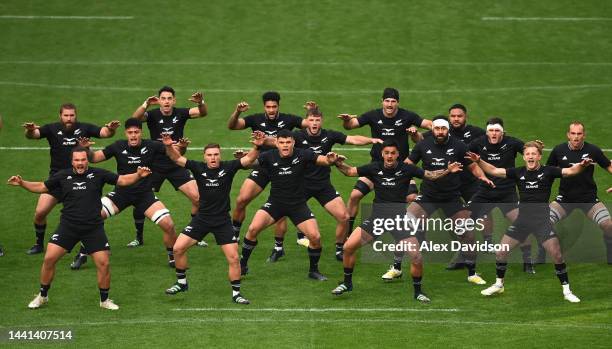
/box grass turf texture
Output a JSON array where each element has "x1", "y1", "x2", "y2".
[{"x1": 0, "y1": 0, "x2": 611, "y2": 347}]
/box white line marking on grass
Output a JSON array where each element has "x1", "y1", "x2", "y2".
[
  {"x1": 482, "y1": 17, "x2": 612, "y2": 21},
  {"x1": 173, "y1": 307, "x2": 459, "y2": 312},
  {"x1": 2, "y1": 60, "x2": 612, "y2": 66},
  {"x1": 1, "y1": 81, "x2": 612, "y2": 95},
  {"x1": 2, "y1": 318, "x2": 610, "y2": 330},
  {"x1": 0, "y1": 15, "x2": 133, "y2": 20}
]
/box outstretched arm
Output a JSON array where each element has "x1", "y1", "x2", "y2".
[
  {"x1": 116, "y1": 167, "x2": 152, "y2": 186},
  {"x1": 345, "y1": 135, "x2": 383, "y2": 145},
  {"x1": 22, "y1": 122, "x2": 41, "y2": 139},
  {"x1": 188, "y1": 91, "x2": 208, "y2": 118},
  {"x1": 7, "y1": 175, "x2": 48, "y2": 193},
  {"x1": 466, "y1": 152, "x2": 507, "y2": 178},
  {"x1": 423, "y1": 162, "x2": 463, "y2": 181},
  {"x1": 315, "y1": 152, "x2": 343, "y2": 166},
  {"x1": 562, "y1": 159, "x2": 592, "y2": 177},
  {"x1": 334, "y1": 159, "x2": 358, "y2": 177}
]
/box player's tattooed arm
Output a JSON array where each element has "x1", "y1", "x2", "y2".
[
  {"x1": 161, "y1": 133, "x2": 187, "y2": 167},
  {"x1": 189, "y1": 91, "x2": 208, "y2": 118},
  {"x1": 562, "y1": 158, "x2": 593, "y2": 177},
  {"x1": 117, "y1": 166, "x2": 152, "y2": 186},
  {"x1": 465, "y1": 151, "x2": 506, "y2": 178},
  {"x1": 228, "y1": 102, "x2": 249, "y2": 130},
  {"x1": 333, "y1": 156, "x2": 357, "y2": 177},
  {"x1": 134, "y1": 96, "x2": 159, "y2": 121},
  {"x1": 22, "y1": 122, "x2": 41, "y2": 139},
  {"x1": 7, "y1": 175, "x2": 48, "y2": 193},
  {"x1": 423, "y1": 161, "x2": 463, "y2": 181}
]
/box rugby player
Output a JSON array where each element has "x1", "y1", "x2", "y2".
[
  {"x1": 331, "y1": 140, "x2": 461, "y2": 302},
  {"x1": 469, "y1": 141, "x2": 591, "y2": 302},
  {"x1": 227, "y1": 92, "x2": 311, "y2": 247},
  {"x1": 547, "y1": 122, "x2": 612, "y2": 264},
  {"x1": 467, "y1": 117, "x2": 536, "y2": 273},
  {"x1": 8, "y1": 147, "x2": 151, "y2": 310},
  {"x1": 261, "y1": 107, "x2": 382, "y2": 262},
  {"x1": 131, "y1": 86, "x2": 207, "y2": 248},
  {"x1": 338, "y1": 88, "x2": 431, "y2": 279},
  {"x1": 404, "y1": 116, "x2": 493, "y2": 285},
  {"x1": 22, "y1": 103, "x2": 119, "y2": 255},
  {"x1": 69, "y1": 118, "x2": 180, "y2": 269},
  {"x1": 161, "y1": 132, "x2": 264, "y2": 304},
  {"x1": 239, "y1": 130, "x2": 344, "y2": 281}
]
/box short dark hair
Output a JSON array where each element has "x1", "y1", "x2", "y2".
[
  {"x1": 262, "y1": 91, "x2": 281, "y2": 104},
  {"x1": 204, "y1": 143, "x2": 220, "y2": 151},
  {"x1": 71, "y1": 146, "x2": 89, "y2": 158},
  {"x1": 382, "y1": 87, "x2": 400, "y2": 101},
  {"x1": 158, "y1": 86, "x2": 176, "y2": 96},
  {"x1": 432, "y1": 115, "x2": 448, "y2": 122},
  {"x1": 381, "y1": 139, "x2": 399, "y2": 151},
  {"x1": 277, "y1": 129, "x2": 294, "y2": 139},
  {"x1": 448, "y1": 103, "x2": 467, "y2": 113},
  {"x1": 486, "y1": 117, "x2": 504, "y2": 127},
  {"x1": 59, "y1": 103, "x2": 77, "y2": 115},
  {"x1": 125, "y1": 118, "x2": 142, "y2": 129},
  {"x1": 306, "y1": 107, "x2": 322, "y2": 118}
]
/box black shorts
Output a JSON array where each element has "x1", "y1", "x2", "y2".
[
  {"x1": 506, "y1": 219, "x2": 557, "y2": 244},
  {"x1": 414, "y1": 193, "x2": 466, "y2": 217},
  {"x1": 150, "y1": 167, "x2": 194, "y2": 192},
  {"x1": 106, "y1": 189, "x2": 159, "y2": 213},
  {"x1": 182, "y1": 216, "x2": 236, "y2": 245},
  {"x1": 305, "y1": 182, "x2": 341, "y2": 206},
  {"x1": 468, "y1": 189, "x2": 518, "y2": 219},
  {"x1": 49, "y1": 221, "x2": 110, "y2": 254},
  {"x1": 360, "y1": 204, "x2": 413, "y2": 241},
  {"x1": 247, "y1": 167, "x2": 270, "y2": 189},
  {"x1": 261, "y1": 200, "x2": 315, "y2": 226},
  {"x1": 46, "y1": 173, "x2": 63, "y2": 202},
  {"x1": 554, "y1": 195, "x2": 601, "y2": 214},
  {"x1": 408, "y1": 183, "x2": 419, "y2": 196},
  {"x1": 460, "y1": 180, "x2": 479, "y2": 203}
]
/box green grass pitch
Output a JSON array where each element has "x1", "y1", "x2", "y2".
[{"x1": 0, "y1": 0, "x2": 611, "y2": 347}]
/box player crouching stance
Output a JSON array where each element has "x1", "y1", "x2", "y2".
[
  {"x1": 8, "y1": 147, "x2": 151, "y2": 310},
  {"x1": 467, "y1": 141, "x2": 591, "y2": 303},
  {"x1": 331, "y1": 140, "x2": 462, "y2": 302},
  {"x1": 161, "y1": 132, "x2": 264, "y2": 304}
]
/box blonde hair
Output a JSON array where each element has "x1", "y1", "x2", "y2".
[{"x1": 524, "y1": 140, "x2": 544, "y2": 154}]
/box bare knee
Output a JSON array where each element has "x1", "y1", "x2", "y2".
[{"x1": 336, "y1": 210, "x2": 349, "y2": 223}]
